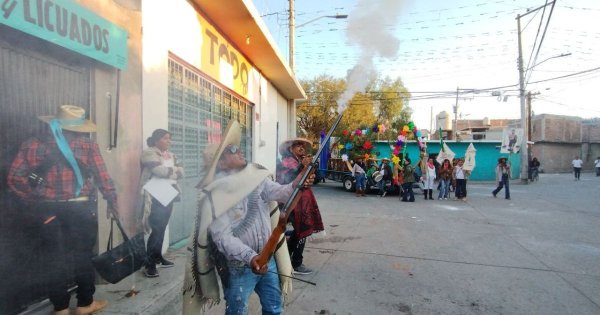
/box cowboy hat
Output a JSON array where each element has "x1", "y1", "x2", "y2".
[
  {"x1": 372, "y1": 171, "x2": 383, "y2": 183},
  {"x1": 197, "y1": 120, "x2": 242, "y2": 188},
  {"x1": 278, "y1": 137, "x2": 312, "y2": 156},
  {"x1": 38, "y1": 105, "x2": 96, "y2": 133},
  {"x1": 381, "y1": 157, "x2": 390, "y2": 162}
]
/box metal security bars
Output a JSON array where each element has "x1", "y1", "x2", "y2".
[
  {"x1": 167, "y1": 55, "x2": 253, "y2": 243},
  {"x1": 167, "y1": 57, "x2": 253, "y2": 178}
]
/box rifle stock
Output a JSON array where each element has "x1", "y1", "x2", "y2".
[{"x1": 255, "y1": 113, "x2": 344, "y2": 268}]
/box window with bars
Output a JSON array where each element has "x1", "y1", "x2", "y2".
[{"x1": 168, "y1": 57, "x2": 253, "y2": 178}]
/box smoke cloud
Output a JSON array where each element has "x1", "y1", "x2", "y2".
[{"x1": 338, "y1": 0, "x2": 405, "y2": 112}]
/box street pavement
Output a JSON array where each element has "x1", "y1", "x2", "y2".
[{"x1": 21, "y1": 172, "x2": 600, "y2": 315}]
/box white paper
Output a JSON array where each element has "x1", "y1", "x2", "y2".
[
  {"x1": 162, "y1": 158, "x2": 174, "y2": 167},
  {"x1": 143, "y1": 177, "x2": 179, "y2": 206}
]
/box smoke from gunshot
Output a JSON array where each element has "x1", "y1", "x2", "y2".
[{"x1": 337, "y1": 0, "x2": 405, "y2": 113}]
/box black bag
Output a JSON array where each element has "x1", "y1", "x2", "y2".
[{"x1": 92, "y1": 217, "x2": 146, "y2": 284}]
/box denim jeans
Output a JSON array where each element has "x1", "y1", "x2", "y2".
[
  {"x1": 401, "y1": 182, "x2": 414, "y2": 201},
  {"x1": 355, "y1": 173, "x2": 366, "y2": 191},
  {"x1": 574, "y1": 167, "x2": 581, "y2": 180},
  {"x1": 147, "y1": 198, "x2": 173, "y2": 265},
  {"x1": 378, "y1": 179, "x2": 389, "y2": 195},
  {"x1": 455, "y1": 179, "x2": 467, "y2": 199},
  {"x1": 438, "y1": 179, "x2": 450, "y2": 199},
  {"x1": 224, "y1": 258, "x2": 282, "y2": 315},
  {"x1": 492, "y1": 174, "x2": 510, "y2": 199}
]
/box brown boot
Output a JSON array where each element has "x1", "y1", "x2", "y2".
[
  {"x1": 75, "y1": 300, "x2": 108, "y2": 315},
  {"x1": 355, "y1": 189, "x2": 360, "y2": 197},
  {"x1": 361, "y1": 189, "x2": 366, "y2": 196}
]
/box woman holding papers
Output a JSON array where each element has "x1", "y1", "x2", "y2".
[{"x1": 140, "y1": 129, "x2": 184, "y2": 278}]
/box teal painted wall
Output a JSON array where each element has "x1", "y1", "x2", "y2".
[{"x1": 372, "y1": 141, "x2": 521, "y2": 181}]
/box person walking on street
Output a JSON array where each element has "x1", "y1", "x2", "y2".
[
  {"x1": 572, "y1": 156, "x2": 583, "y2": 181},
  {"x1": 276, "y1": 137, "x2": 324, "y2": 275},
  {"x1": 183, "y1": 120, "x2": 314, "y2": 315},
  {"x1": 400, "y1": 157, "x2": 416, "y2": 202},
  {"x1": 140, "y1": 129, "x2": 184, "y2": 278},
  {"x1": 594, "y1": 156, "x2": 600, "y2": 177},
  {"x1": 7, "y1": 105, "x2": 117, "y2": 315},
  {"x1": 378, "y1": 158, "x2": 392, "y2": 197},
  {"x1": 492, "y1": 157, "x2": 511, "y2": 200},
  {"x1": 422, "y1": 158, "x2": 437, "y2": 200},
  {"x1": 351, "y1": 156, "x2": 367, "y2": 196},
  {"x1": 438, "y1": 159, "x2": 453, "y2": 200},
  {"x1": 453, "y1": 159, "x2": 468, "y2": 201}
]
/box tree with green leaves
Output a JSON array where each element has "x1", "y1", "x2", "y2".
[
  {"x1": 297, "y1": 75, "x2": 344, "y2": 143},
  {"x1": 297, "y1": 74, "x2": 411, "y2": 143}
]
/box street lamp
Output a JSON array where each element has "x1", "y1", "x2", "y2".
[
  {"x1": 525, "y1": 52, "x2": 571, "y2": 71},
  {"x1": 296, "y1": 14, "x2": 349, "y2": 28},
  {"x1": 287, "y1": 1, "x2": 347, "y2": 137}
]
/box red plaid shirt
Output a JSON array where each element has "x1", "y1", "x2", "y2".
[{"x1": 8, "y1": 136, "x2": 118, "y2": 209}]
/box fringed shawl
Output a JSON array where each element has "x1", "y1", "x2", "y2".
[{"x1": 182, "y1": 164, "x2": 292, "y2": 314}]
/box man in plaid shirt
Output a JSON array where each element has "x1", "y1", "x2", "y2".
[{"x1": 8, "y1": 105, "x2": 117, "y2": 315}]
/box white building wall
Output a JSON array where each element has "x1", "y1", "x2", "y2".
[{"x1": 142, "y1": 0, "x2": 289, "y2": 171}]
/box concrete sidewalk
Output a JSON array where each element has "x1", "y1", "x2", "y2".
[{"x1": 22, "y1": 172, "x2": 600, "y2": 314}]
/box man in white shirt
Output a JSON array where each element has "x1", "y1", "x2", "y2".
[{"x1": 572, "y1": 156, "x2": 583, "y2": 180}]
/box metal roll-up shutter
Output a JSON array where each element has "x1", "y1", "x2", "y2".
[{"x1": 0, "y1": 26, "x2": 91, "y2": 314}]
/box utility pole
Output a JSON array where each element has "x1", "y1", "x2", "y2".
[
  {"x1": 517, "y1": 14, "x2": 528, "y2": 183},
  {"x1": 288, "y1": 0, "x2": 296, "y2": 136},
  {"x1": 430, "y1": 106, "x2": 433, "y2": 140},
  {"x1": 288, "y1": 0, "x2": 295, "y2": 72},
  {"x1": 516, "y1": 1, "x2": 554, "y2": 184},
  {"x1": 453, "y1": 87, "x2": 459, "y2": 140},
  {"x1": 527, "y1": 92, "x2": 532, "y2": 141}
]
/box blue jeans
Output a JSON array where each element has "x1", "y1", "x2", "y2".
[
  {"x1": 401, "y1": 182, "x2": 414, "y2": 201},
  {"x1": 378, "y1": 179, "x2": 389, "y2": 195},
  {"x1": 492, "y1": 174, "x2": 510, "y2": 199},
  {"x1": 147, "y1": 198, "x2": 173, "y2": 265},
  {"x1": 438, "y1": 179, "x2": 450, "y2": 199},
  {"x1": 355, "y1": 173, "x2": 366, "y2": 191},
  {"x1": 224, "y1": 258, "x2": 282, "y2": 315},
  {"x1": 455, "y1": 179, "x2": 467, "y2": 199}
]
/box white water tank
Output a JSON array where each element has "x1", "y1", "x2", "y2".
[
  {"x1": 436, "y1": 111, "x2": 452, "y2": 130},
  {"x1": 483, "y1": 117, "x2": 491, "y2": 126}
]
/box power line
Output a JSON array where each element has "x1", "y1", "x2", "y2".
[
  {"x1": 525, "y1": 0, "x2": 557, "y2": 87},
  {"x1": 528, "y1": 66, "x2": 600, "y2": 84}
]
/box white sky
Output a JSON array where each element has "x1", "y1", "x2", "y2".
[{"x1": 254, "y1": 0, "x2": 600, "y2": 130}]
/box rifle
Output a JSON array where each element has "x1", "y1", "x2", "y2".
[{"x1": 255, "y1": 114, "x2": 344, "y2": 268}]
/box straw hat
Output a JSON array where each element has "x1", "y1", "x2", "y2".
[
  {"x1": 197, "y1": 120, "x2": 242, "y2": 188},
  {"x1": 38, "y1": 105, "x2": 96, "y2": 133},
  {"x1": 372, "y1": 171, "x2": 383, "y2": 182},
  {"x1": 278, "y1": 137, "x2": 312, "y2": 156},
  {"x1": 381, "y1": 157, "x2": 390, "y2": 162}
]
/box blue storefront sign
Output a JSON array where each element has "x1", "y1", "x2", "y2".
[{"x1": 1, "y1": 0, "x2": 128, "y2": 69}]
